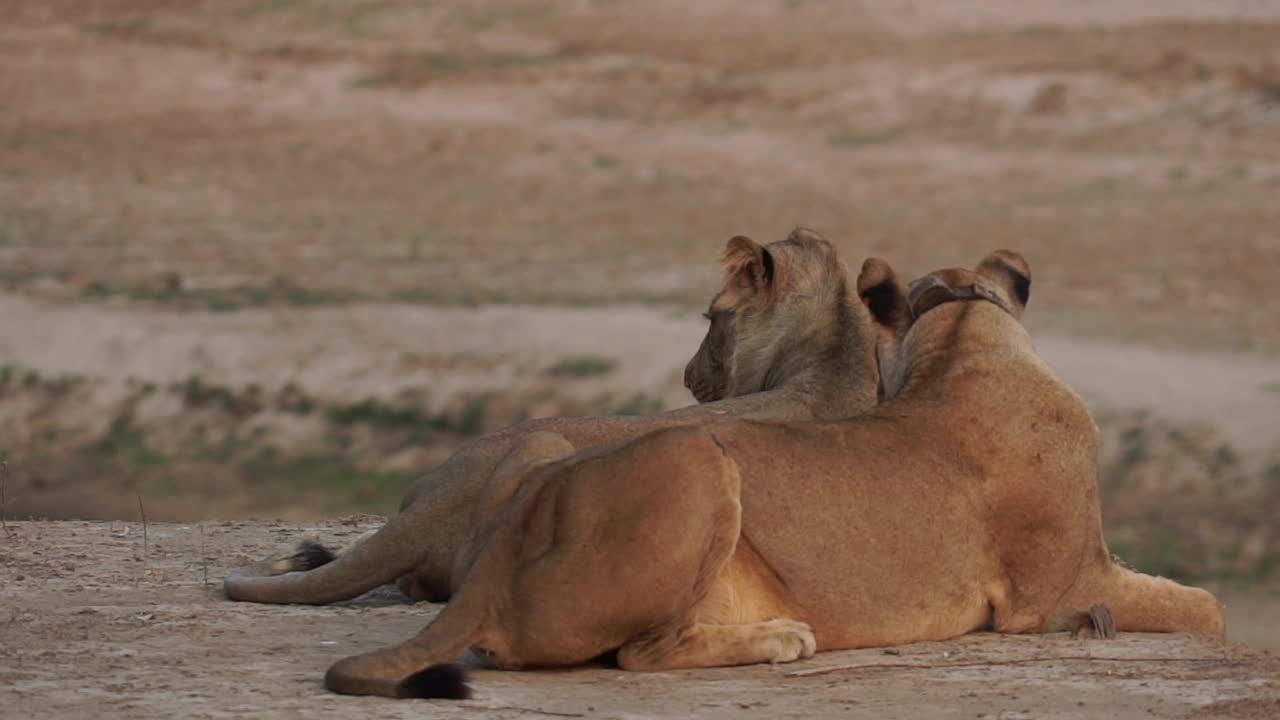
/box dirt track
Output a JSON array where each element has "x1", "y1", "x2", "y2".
[{"x1": 2, "y1": 519, "x2": 1277, "y2": 719}]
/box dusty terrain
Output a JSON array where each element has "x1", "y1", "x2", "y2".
[
  {"x1": 2, "y1": 519, "x2": 1278, "y2": 720},
  {"x1": 1, "y1": 1, "x2": 1279, "y2": 715}
]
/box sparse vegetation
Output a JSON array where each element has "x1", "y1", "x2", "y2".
[
  {"x1": 277, "y1": 383, "x2": 316, "y2": 415},
  {"x1": 827, "y1": 129, "x2": 901, "y2": 147},
  {"x1": 177, "y1": 376, "x2": 262, "y2": 417},
  {"x1": 240, "y1": 452, "x2": 409, "y2": 512},
  {"x1": 351, "y1": 49, "x2": 567, "y2": 89},
  {"x1": 547, "y1": 354, "x2": 618, "y2": 378},
  {"x1": 328, "y1": 394, "x2": 490, "y2": 437},
  {"x1": 1104, "y1": 423, "x2": 1149, "y2": 490},
  {"x1": 0, "y1": 365, "x2": 83, "y2": 396},
  {"x1": 83, "y1": 18, "x2": 151, "y2": 38},
  {"x1": 613, "y1": 393, "x2": 664, "y2": 416},
  {"x1": 453, "y1": 395, "x2": 491, "y2": 436},
  {"x1": 89, "y1": 417, "x2": 168, "y2": 469},
  {"x1": 1098, "y1": 412, "x2": 1279, "y2": 581},
  {"x1": 80, "y1": 279, "x2": 355, "y2": 312}
]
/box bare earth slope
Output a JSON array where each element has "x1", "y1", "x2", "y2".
[{"x1": 2, "y1": 520, "x2": 1277, "y2": 720}]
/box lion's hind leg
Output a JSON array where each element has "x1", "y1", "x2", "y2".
[
  {"x1": 396, "y1": 430, "x2": 578, "y2": 603},
  {"x1": 469, "y1": 430, "x2": 577, "y2": 527},
  {"x1": 618, "y1": 619, "x2": 816, "y2": 671}
]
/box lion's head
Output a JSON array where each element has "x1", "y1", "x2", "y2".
[
  {"x1": 684, "y1": 228, "x2": 869, "y2": 403},
  {"x1": 855, "y1": 249, "x2": 1032, "y2": 399}
]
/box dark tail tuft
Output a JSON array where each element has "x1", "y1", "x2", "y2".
[
  {"x1": 1089, "y1": 604, "x2": 1117, "y2": 639},
  {"x1": 292, "y1": 541, "x2": 336, "y2": 571},
  {"x1": 396, "y1": 663, "x2": 470, "y2": 700}
]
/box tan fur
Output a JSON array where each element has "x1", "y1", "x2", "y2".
[
  {"x1": 224, "y1": 228, "x2": 879, "y2": 605},
  {"x1": 318, "y1": 250, "x2": 1225, "y2": 699}
]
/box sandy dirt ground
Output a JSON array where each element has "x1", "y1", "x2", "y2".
[{"x1": 2, "y1": 519, "x2": 1278, "y2": 720}]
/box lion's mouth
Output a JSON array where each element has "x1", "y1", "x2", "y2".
[{"x1": 688, "y1": 382, "x2": 725, "y2": 404}]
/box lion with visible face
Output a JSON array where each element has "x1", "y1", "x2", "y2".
[
  {"x1": 225, "y1": 228, "x2": 880, "y2": 605},
  {"x1": 315, "y1": 250, "x2": 1224, "y2": 700}
]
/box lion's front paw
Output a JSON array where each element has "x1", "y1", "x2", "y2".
[{"x1": 762, "y1": 618, "x2": 817, "y2": 663}]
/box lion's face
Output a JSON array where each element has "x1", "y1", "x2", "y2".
[
  {"x1": 683, "y1": 233, "x2": 766, "y2": 403},
  {"x1": 684, "y1": 307, "x2": 735, "y2": 402}
]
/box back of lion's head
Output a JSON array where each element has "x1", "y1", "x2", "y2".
[
  {"x1": 684, "y1": 227, "x2": 865, "y2": 402},
  {"x1": 855, "y1": 250, "x2": 1033, "y2": 400}
]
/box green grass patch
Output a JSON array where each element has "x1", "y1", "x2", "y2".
[
  {"x1": 613, "y1": 392, "x2": 664, "y2": 416},
  {"x1": 328, "y1": 398, "x2": 448, "y2": 431},
  {"x1": 827, "y1": 129, "x2": 901, "y2": 147},
  {"x1": 88, "y1": 418, "x2": 169, "y2": 469},
  {"x1": 328, "y1": 394, "x2": 489, "y2": 437},
  {"x1": 452, "y1": 395, "x2": 490, "y2": 436},
  {"x1": 240, "y1": 451, "x2": 409, "y2": 512},
  {"x1": 82, "y1": 279, "x2": 356, "y2": 312},
  {"x1": 236, "y1": 0, "x2": 306, "y2": 18},
  {"x1": 278, "y1": 383, "x2": 316, "y2": 414},
  {"x1": 83, "y1": 18, "x2": 152, "y2": 38},
  {"x1": 351, "y1": 49, "x2": 568, "y2": 88},
  {"x1": 547, "y1": 354, "x2": 618, "y2": 378},
  {"x1": 0, "y1": 365, "x2": 81, "y2": 395},
  {"x1": 1103, "y1": 424, "x2": 1148, "y2": 490},
  {"x1": 175, "y1": 376, "x2": 263, "y2": 417}
]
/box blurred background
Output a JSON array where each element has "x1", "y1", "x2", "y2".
[{"x1": 0, "y1": 1, "x2": 1276, "y2": 644}]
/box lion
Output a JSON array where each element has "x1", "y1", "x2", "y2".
[
  {"x1": 224, "y1": 227, "x2": 881, "y2": 605},
  {"x1": 314, "y1": 250, "x2": 1226, "y2": 699}
]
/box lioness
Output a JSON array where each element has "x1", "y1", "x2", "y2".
[
  {"x1": 225, "y1": 228, "x2": 880, "y2": 604},
  {"x1": 318, "y1": 250, "x2": 1225, "y2": 699}
]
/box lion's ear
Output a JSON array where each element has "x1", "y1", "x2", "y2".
[
  {"x1": 718, "y1": 235, "x2": 776, "y2": 308},
  {"x1": 857, "y1": 257, "x2": 909, "y2": 335},
  {"x1": 975, "y1": 249, "x2": 1031, "y2": 317}
]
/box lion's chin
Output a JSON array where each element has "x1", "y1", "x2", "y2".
[{"x1": 690, "y1": 387, "x2": 726, "y2": 404}]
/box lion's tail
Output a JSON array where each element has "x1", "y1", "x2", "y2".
[
  {"x1": 1061, "y1": 560, "x2": 1226, "y2": 641},
  {"x1": 324, "y1": 579, "x2": 490, "y2": 699},
  {"x1": 223, "y1": 516, "x2": 427, "y2": 605}
]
